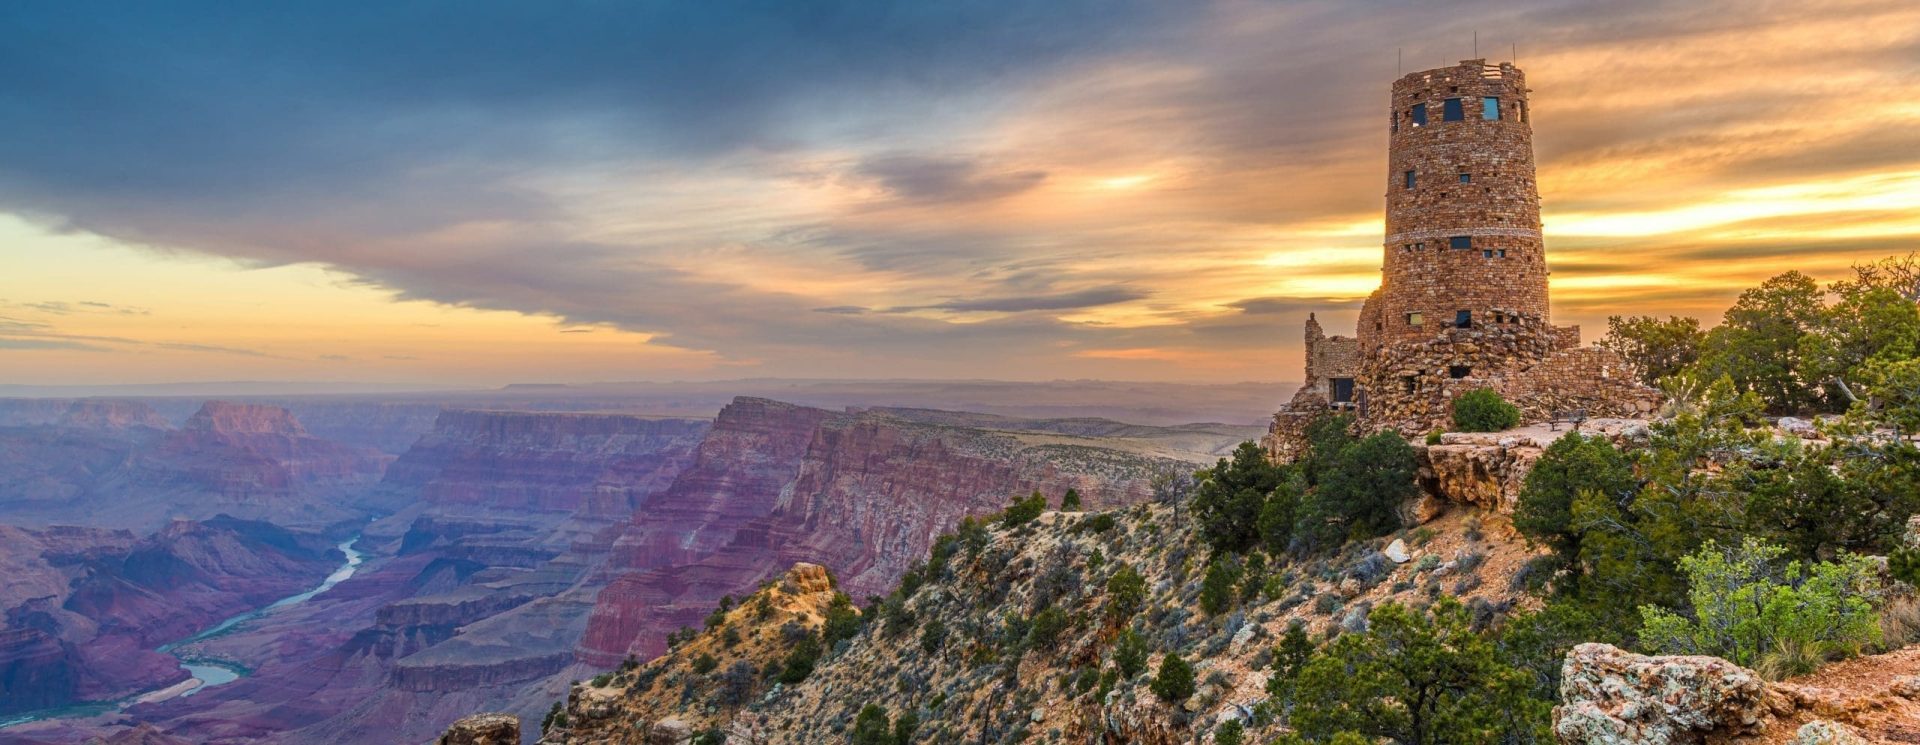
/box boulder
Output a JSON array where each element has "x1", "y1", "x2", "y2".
[
  {"x1": 1383, "y1": 539, "x2": 1411, "y2": 564},
  {"x1": 436, "y1": 713, "x2": 520, "y2": 745},
  {"x1": 650, "y1": 716, "x2": 693, "y2": 744},
  {"x1": 1553, "y1": 643, "x2": 1773, "y2": 745},
  {"x1": 1790, "y1": 720, "x2": 1869, "y2": 745}
]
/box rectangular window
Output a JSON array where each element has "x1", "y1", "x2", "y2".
[
  {"x1": 1402, "y1": 376, "x2": 1418, "y2": 393},
  {"x1": 1458, "y1": 172, "x2": 1471, "y2": 183},
  {"x1": 1410, "y1": 103, "x2": 1427, "y2": 127},
  {"x1": 1449, "y1": 365, "x2": 1471, "y2": 379},
  {"x1": 1331, "y1": 378, "x2": 1355, "y2": 404},
  {"x1": 1482, "y1": 250, "x2": 1493, "y2": 258},
  {"x1": 1443, "y1": 97, "x2": 1464, "y2": 121},
  {"x1": 1407, "y1": 312, "x2": 1424, "y2": 327},
  {"x1": 1391, "y1": 111, "x2": 1398, "y2": 133},
  {"x1": 1482, "y1": 96, "x2": 1500, "y2": 120},
  {"x1": 1404, "y1": 170, "x2": 1416, "y2": 189},
  {"x1": 1414, "y1": 242, "x2": 1424, "y2": 251},
  {"x1": 1498, "y1": 249, "x2": 1507, "y2": 258},
  {"x1": 1455, "y1": 310, "x2": 1472, "y2": 328},
  {"x1": 1449, "y1": 235, "x2": 1471, "y2": 249}
]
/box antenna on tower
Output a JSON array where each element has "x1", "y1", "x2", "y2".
[
  {"x1": 1473, "y1": 31, "x2": 1479, "y2": 59},
  {"x1": 1512, "y1": 42, "x2": 1517, "y2": 64},
  {"x1": 1397, "y1": 47, "x2": 1402, "y2": 75}
]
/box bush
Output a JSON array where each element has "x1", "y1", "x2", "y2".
[
  {"x1": 1425, "y1": 429, "x2": 1444, "y2": 446},
  {"x1": 1639, "y1": 538, "x2": 1882, "y2": 677},
  {"x1": 1106, "y1": 564, "x2": 1148, "y2": 622},
  {"x1": 1513, "y1": 433, "x2": 1636, "y2": 581},
  {"x1": 1192, "y1": 441, "x2": 1288, "y2": 553},
  {"x1": 1893, "y1": 547, "x2": 1920, "y2": 587},
  {"x1": 850, "y1": 704, "x2": 891, "y2": 745},
  {"x1": 1149, "y1": 653, "x2": 1195, "y2": 704},
  {"x1": 1113, "y1": 628, "x2": 1149, "y2": 678},
  {"x1": 1028, "y1": 607, "x2": 1070, "y2": 649},
  {"x1": 1199, "y1": 557, "x2": 1242, "y2": 616},
  {"x1": 1061, "y1": 488, "x2": 1082, "y2": 511},
  {"x1": 822, "y1": 593, "x2": 862, "y2": 646},
  {"x1": 1300, "y1": 432, "x2": 1418, "y2": 549},
  {"x1": 1215, "y1": 720, "x2": 1244, "y2": 745},
  {"x1": 1451, "y1": 388, "x2": 1521, "y2": 432},
  {"x1": 691, "y1": 653, "x2": 717, "y2": 674},
  {"x1": 1002, "y1": 491, "x2": 1048, "y2": 528},
  {"x1": 777, "y1": 632, "x2": 822, "y2": 684}
]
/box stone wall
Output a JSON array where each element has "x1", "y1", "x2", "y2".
[{"x1": 1368, "y1": 60, "x2": 1546, "y2": 350}]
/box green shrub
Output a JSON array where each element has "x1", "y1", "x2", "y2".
[
  {"x1": 1425, "y1": 429, "x2": 1444, "y2": 446},
  {"x1": 821, "y1": 593, "x2": 862, "y2": 646},
  {"x1": 1451, "y1": 388, "x2": 1521, "y2": 432},
  {"x1": 1513, "y1": 433, "x2": 1636, "y2": 583},
  {"x1": 1027, "y1": 607, "x2": 1070, "y2": 649},
  {"x1": 1149, "y1": 653, "x2": 1195, "y2": 703},
  {"x1": 1112, "y1": 628, "x2": 1148, "y2": 678},
  {"x1": 1061, "y1": 488, "x2": 1083, "y2": 511},
  {"x1": 1892, "y1": 547, "x2": 1920, "y2": 587},
  {"x1": 850, "y1": 704, "x2": 891, "y2": 745},
  {"x1": 776, "y1": 632, "x2": 821, "y2": 684},
  {"x1": 1191, "y1": 441, "x2": 1288, "y2": 553},
  {"x1": 1002, "y1": 491, "x2": 1048, "y2": 528},
  {"x1": 1639, "y1": 538, "x2": 1882, "y2": 677},
  {"x1": 1215, "y1": 720, "x2": 1244, "y2": 745},
  {"x1": 1105, "y1": 564, "x2": 1148, "y2": 622},
  {"x1": 690, "y1": 653, "x2": 717, "y2": 674},
  {"x1": 1199, "y1": 556, "x2": 1242, "y2": 616}
]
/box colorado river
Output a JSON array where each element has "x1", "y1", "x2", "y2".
[{"x1": 0, "y1": 535, "x2": 365, "y2": 727}]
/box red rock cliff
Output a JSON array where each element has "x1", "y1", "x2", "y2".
[{"x1": 576, "y1": 399, "x2": 1177, "y2": 666}]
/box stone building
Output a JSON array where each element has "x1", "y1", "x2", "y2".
[{"x1": 1265, "y1": 60, "x2": 1657, "y2": 460}]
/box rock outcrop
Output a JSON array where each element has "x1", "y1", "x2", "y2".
[
  {"x1": 437, "y1": 713, "x2": 520, "y2": 745},
  {"x1": 139, "y1": 401, "x2": 389, "y2": 499},
  {"x1": 57, "y1": 399, "x2": 171, "y2": 431},
  {"x1": 1555, "y1": 643, "x2": 1920, "y2": 745},
  {"x1": 1553, "y1": 643, "x2": 1773, "y2": 744}
]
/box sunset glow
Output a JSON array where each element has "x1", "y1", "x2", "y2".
[{"x1": 3, "y1": 1, "x2": 1917, "y2": 386}]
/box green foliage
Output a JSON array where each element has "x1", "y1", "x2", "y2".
[
  {"x1": 1214, "y1": 719, "x2": 1244, "y2": 745},
  {"x1": 1291, "y1": 599, "x2": 1547, "y2": 745},
  {"x1": 1424, "y1": 429, "x2": 1444, "y2": 446},
  {"x1": 821, "y1": 593, "x2": 862, "y2": 647},
  {"x1": 1451, "y1": 387, "x2": 1520, "y2": 432},
  {"x1": 691, "y1": 653, "x2": 717, "y2": 675},
  {"x1": 1600, "y1": 314, "x2": 1706, "y2": 387},
  {"x1": 1639, "y1": 538, "x2": 1882, "y2": 675},
  {"x1": 1301, "y1": 432, "x2": 1418, "y2": 548},
  {"x1": 1893, "y1": 547, "x2": 1920, "y2": 587},
  {"x1": 1027, "y1": 607, "x2": 1069, "y2": 649},
  {"x1": 776, "y1": 631, "x2": 822, "y2": 684},
  {"x1": 1697, "y1": 271, "x2": 1825, "y2": 413},
  {"x1": 1513, "y1": 433, "x2": 1637, "y2": 583},
  {"x1": 1199, "y1": 555, "x2": 1242, "y2": 616},
  {"x1": 891, "y1": 711, "x2": 919, "y2": 745},
  {"x1": 920, "y1": 618, "x2": 947, "y2": 654},
  {"x1": 1265, "y1": 622, "x2": 1313, "y2": 712},
  {"x1": 692, "y1": 730, "x2": 725, "y2": 745},
  {"x1": 1191, "y1": 441, "x2": 1288, "y2": 553},
  {"x1": 1257, "y1": 477, "x2": 1301, "y2": 556},
  {"x1": 1001, "y1": 491, "x2": 1048, "y2": 528},
  {"x1": 1112, "y1": 628, "x2": 1148, "y2": 678},
  {"x1": 1105, "y1": 563, "x2": 1148, "y2": 623},
  {"x1": 1240, "y1": 551, "x2": 1267, "y2": 603},
  {"x1": 1149, "y1": 652, "x2": 1195, "y2": 704},
  {"x1": 850, "y1": 704, "x2": 892, "y2": 745},
  {"x1": 1061, "y1": 488, "x2": 1082, "y2": 511}
]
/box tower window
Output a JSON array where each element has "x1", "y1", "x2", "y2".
[
  {"x1": 1402, "y1": 376, "x2": 1418, "y2": 393},
  {"x1": 1498, "y1": 249, "x2": 1508, "y2": 258},
  {"x1": 1455, "y1": 310, "x2": 1472, "y2": 328},
  {"x1": 1406, "y1": 312, "x2": 1424, "y2": 327},
  {"x1": 1391, "y1": 111, "x2": 1398, "y2": 133},
  {"x1": 1449, "y1": 365, "x2": 1471, "y2": 379},
  {"x1": 1449, "y1": 236, "x2": 1471, "y2": 249},
  {"x1": 1443, "y1": 97, "x2": 1464, "y2": 121},
  {"x1": 1458, "y1": 172, "x2": 1471, "y2": 183},
  {"x1": 1410, "y1": 103, "x2": 1427, "y2": 127},
  {"x1": 1415, "y1": 242, "x2": 1425, "y2": 251},
  {"x1": 1482, "y1": 96, "x2": 1500, "y2": 120},
  {"x1": 1330, "y1": 378, "x2": 1355, "y2": 404},
  {"x1": 1483, "y1": 249, "x2": 1493, "y2": 258},
  {"x1": 1405, "y1": 170, "x2": 1416, "y2": 189}
]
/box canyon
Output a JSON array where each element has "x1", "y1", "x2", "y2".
[{"x1": 0, "y1": 390, "x2": 1257, "y2": 744}]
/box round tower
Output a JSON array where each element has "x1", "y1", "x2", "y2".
[{"x1": 1372, "y1": 59, "x2": 1546, "y2": 347}]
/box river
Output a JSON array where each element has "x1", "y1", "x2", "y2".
[{"x1": 0, "y1": 536, "x2": 365, "y2": 728}]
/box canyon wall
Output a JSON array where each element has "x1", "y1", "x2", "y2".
[{"x1": 577, "y1": 397, "x2": 1192, "y2": 666}]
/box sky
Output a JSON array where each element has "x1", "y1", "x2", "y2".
[{"x1": 2, "y1": 0, "x2": 1918, "y2": 387}]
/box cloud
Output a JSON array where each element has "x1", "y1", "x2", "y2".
[
  {"x1": 1227, "y1": 297, "x2": 1364, "y2": 316},
  {"x1": 855, "y1": 154, "x2": 1048, "y2": 203},
  {"x1": 888, "y1": 286, "x2": 1150, "y2": 314}
]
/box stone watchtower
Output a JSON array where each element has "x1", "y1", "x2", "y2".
[
  {"x1": 1263, "y1": 60, "x2": 1658, "y2": 459},
  {"x1": 1362, "y1": 60, "x2": 1547, "y2": 351}
]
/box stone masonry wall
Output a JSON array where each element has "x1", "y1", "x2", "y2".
[{"x1": 1367, "y1": 60, "x2": 1546, "y2": 351}]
